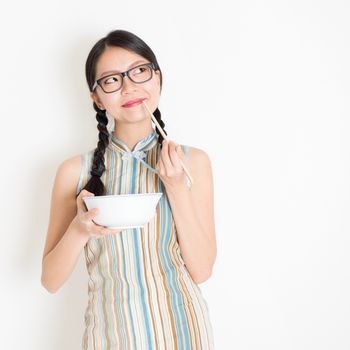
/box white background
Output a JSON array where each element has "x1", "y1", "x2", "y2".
[{"x1": 1, "y1": 0, "x2": 349, "y2": 349}]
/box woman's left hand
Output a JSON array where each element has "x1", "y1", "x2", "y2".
[{"x1": 156, "y1": 139, "x2": 187, "y2": 191}]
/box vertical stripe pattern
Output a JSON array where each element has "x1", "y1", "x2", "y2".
[{"x1": 77, "y1": 128, "x2": 215, "y2": 349}]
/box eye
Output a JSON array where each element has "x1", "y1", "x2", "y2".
[
  {"x1": 104, "y1": 76, "x2": 120, "y2": 85},
  {"x1": 134, "y1": 66, "x2": 149, "y2": 74},
  {"x1": 133, "y1": 67, "x2": 144, "y2": 75}
]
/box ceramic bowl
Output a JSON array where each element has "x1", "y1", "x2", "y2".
[{"x1": 83, "y1": 192, "x2": 163, "y2": 229}]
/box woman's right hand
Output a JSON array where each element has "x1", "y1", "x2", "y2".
[{"x1": 71, "y1": 189, "x2": 123, "y2": 239}]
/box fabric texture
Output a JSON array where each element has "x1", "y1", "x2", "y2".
[{"x1": 77, "y1": 128, "x2": 215, "y2": 349}]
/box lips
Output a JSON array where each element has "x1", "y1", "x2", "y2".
[{"x1": 122, "y1": 98, "x2": 146, "y2": 107}]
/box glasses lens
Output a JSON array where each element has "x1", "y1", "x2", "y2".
[
  {"x1": 129, "y1": 64, "x2": 152, "y2": 83},
  {"x1": 100, "y1": 74, "x2": 123, "y2": 93}
]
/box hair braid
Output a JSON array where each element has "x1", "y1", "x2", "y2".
[
  {"x1": 82, "y1": 103, "x2": 109, "y2": 196},
  {"x1": 153, "y1": 107, "x2": 167, "y2": 146}
]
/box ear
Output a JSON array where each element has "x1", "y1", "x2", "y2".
[{"x1": 90, "y1": 91, "x2": 105, "y2": 110}]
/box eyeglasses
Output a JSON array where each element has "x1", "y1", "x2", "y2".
[{"x1": 92, "y1": 62, "x2": 156, "y2": 93}]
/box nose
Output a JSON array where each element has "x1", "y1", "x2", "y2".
[{"x1": 121, "y1": 75, "x2": 137, "y2": 93}]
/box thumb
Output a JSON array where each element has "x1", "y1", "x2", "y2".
[
  {"x1": 77, "y1": 189, "x2": 95, "y2": 213},
  {"x1": 84, "y1": 207, "x2": 100, "y2": 221}
]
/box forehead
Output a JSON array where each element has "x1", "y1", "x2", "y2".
[{"x1": 95, "y1": 47, "x2": 147, "y2": 79}]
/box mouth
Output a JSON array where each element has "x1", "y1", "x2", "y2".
[{"x1": 122, "y1": 98, "x2": 147, "y2": 108}]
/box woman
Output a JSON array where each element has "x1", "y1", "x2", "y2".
[{"x1": 41, "y1": 29, "x2": 217, "y2": 349}]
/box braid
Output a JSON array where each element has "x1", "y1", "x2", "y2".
[
  {"x1": 82, "y1": 103, "x2": 109, "y2": 196},
  {"x1": 153, "y1": 107, "x2": 167, "y2": 146}
]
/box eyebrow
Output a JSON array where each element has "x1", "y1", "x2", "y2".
[{"x1": 98, "y1": 60, "x2": 148, "y2": 79}]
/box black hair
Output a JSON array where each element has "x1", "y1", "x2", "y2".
[{"x1": 80, "y1": 29, "x2": 167, "y2": 196}]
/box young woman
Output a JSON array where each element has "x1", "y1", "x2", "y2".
[{"x1": 41, "y1": 29, "x2": 217, "y2": 349}]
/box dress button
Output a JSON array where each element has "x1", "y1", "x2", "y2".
[
  {"x1": 122, "y1": 153, "x2": 129, "y2": 161},
  {"x1": 135, "y1": 151, "x2": 146, "y2": 159}
]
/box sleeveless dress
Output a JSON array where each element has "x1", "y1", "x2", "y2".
[{"x1": 76, "y1": 128, "x2": 215, "y2": 349}]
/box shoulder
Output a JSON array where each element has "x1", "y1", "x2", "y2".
[
  {"x1": 57, "y1": 154, "x2": 82, "y2": 179},
  {"x1": 180, "y1": 145, "x2": 213, "y2": 178},
  {"x1": 57, "y1": 148, "x2": 95, "y2": 178},
  {"x1": 182, "y1": 145, "x2": 211, "y2": 166},
  {"x1": 54, "y1": 150, "x2": 94, "y2": 195}
]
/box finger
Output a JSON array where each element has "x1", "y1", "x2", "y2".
[
  {"x1": 161, "y1": 140, "x2": 174, "y2": 171},
  {"x1": 76, "y1": 189, "x2": 88, "y2": 212},
  {"x1": 98, "y1": 226, "x2": 111, "y2": 236},
  {"x1": 107, "y1": 227, "x2": 123, "y2": 235},
  {"x1": 168, "y1": 141, "x2": 182, "y2": 171},
  {"x1": 176, "y1": 144, "x2": 186, "y2": 170},
  {"x1": 156, "y1": 157, "x2": 165, "y2": 176},
  {"x1": 84, "y1": 207, "x2": 100, "y2": 221},
  {"x1": 96, "y1": 226, "x2": 120, "y2": 237},
  {"x1": 176, "y1": 144, "x2": 185, "y2": 161}
]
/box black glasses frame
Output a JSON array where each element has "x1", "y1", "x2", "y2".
[{"x1": 92, "y1": 62, "x2": 156, "y2": 93}]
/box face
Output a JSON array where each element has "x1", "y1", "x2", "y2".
[{"x1": 90, "y1": 46, "x2": 161, "y2": 124}]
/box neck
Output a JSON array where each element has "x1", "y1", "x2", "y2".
[{"x1": 113, "y1": 119, "x2": 154, "y2": 152}]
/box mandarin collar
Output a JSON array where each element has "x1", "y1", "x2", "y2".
[{"x1": 108, "y1": 128, "x2": 158, "y2": 159}]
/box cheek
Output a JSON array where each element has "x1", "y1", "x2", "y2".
[
  {"x1": 101, "y1": 95, "x2": 124, "y2": 116},
  {"x1": 144, "y1": 80, "x2": 159, "y2": 96},
  {"x1": 104, "y1": 94, "x2": 122, "y2": 107},
  {"x1": 122, "y1": 83, "x2": 159, "y2": 116},
  {"x1": 145, "y1": 83, "x2": 161, "y2": 106}
]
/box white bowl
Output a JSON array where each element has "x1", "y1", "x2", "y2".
[{"x1": 83, "y1": 192, "x2": 163, "y2": 229}]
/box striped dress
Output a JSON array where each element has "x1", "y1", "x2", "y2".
[{"x1": 76, "y1": 128, "x2": 215, "y2": 349}]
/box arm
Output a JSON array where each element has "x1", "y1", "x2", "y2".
[
  {"x1": 41, "y1": 223, "x2": 90, "y2": 293},
  {"x1": 157, "y1": 142, "x2": 217, "y2": 284},
  {"x1": 41, "y1": 156, "x2": 87, "y2": 293},
  {"x1": 41, "y1": 156, "x2": 120, "y2": 293}
]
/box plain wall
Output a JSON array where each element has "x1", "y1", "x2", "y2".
[{"x1": 1, "y1": 0, "x2": 350, "y2": 349}]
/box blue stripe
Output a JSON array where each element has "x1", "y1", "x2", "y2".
[
  {"x1": 183, "y1": 145, "x2": 189, "y2": 157},
  {"x1": 118, "y1": 154, "x2": 123, "y2": 194},
  {"x1": 164, "y1": 197, "x2": 191, "y2": 348},
  {"x1": 132, "y1": 227, "x2": 154, "y2": 348},
  {"x1": 131, "y1": 157, "x2": 136, "y2": 194},
  {"x1": 107, "y1": 151, "x2": 114, "y2": 194},
  {"x1": 76, "y1": 154, "x2": 85, "y2": 195}
]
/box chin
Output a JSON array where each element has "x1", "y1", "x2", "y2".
[{"x1": 122, "y1": 114, "x2": 148, "y2": 123}]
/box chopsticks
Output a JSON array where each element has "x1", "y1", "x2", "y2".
[{"x1": 142, "y1": 100, "x2": 194, "y2": 187}]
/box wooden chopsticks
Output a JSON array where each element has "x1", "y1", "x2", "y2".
[{"x1": 142, "y1": 100, "x2": 194, "y2": 187}]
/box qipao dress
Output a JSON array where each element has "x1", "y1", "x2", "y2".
[{"x1": 76, "y1": 128, "x2": 215, "y2": 349}]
